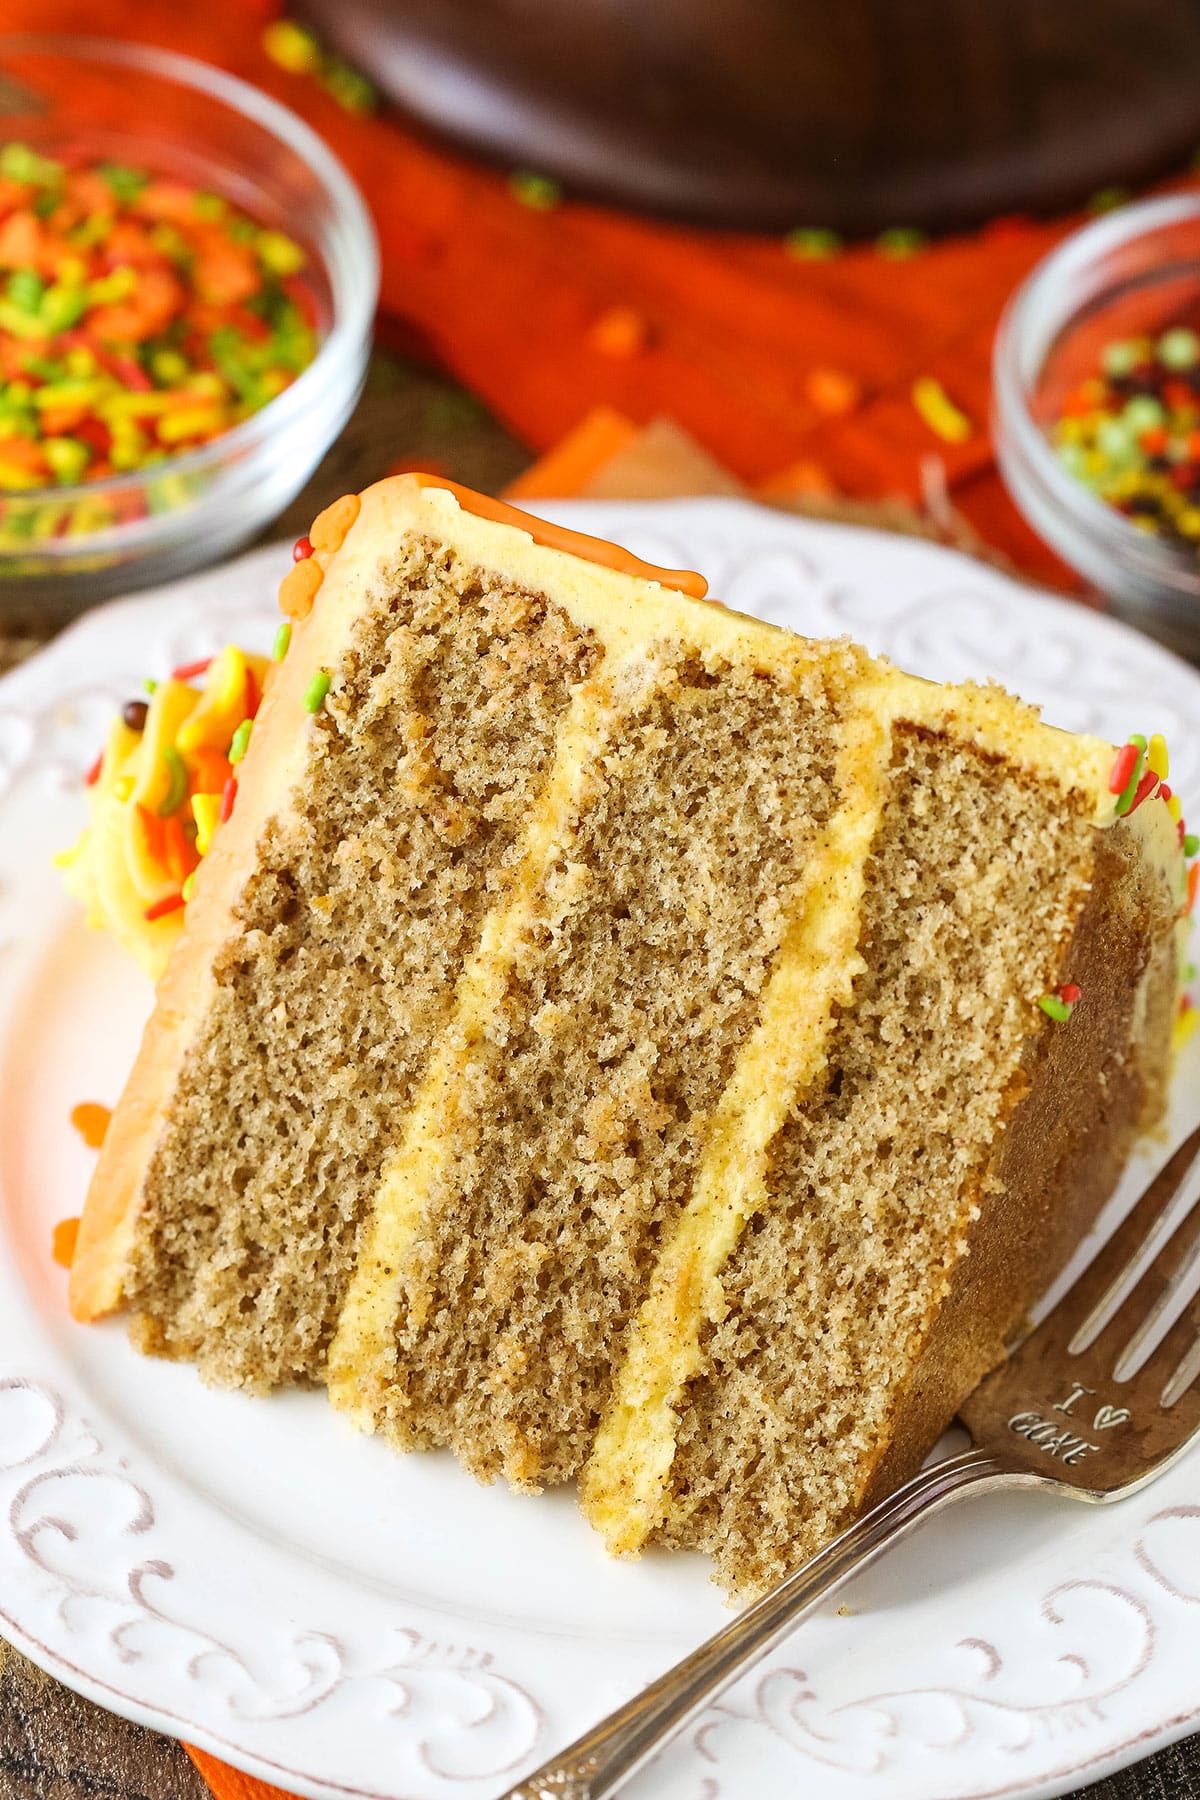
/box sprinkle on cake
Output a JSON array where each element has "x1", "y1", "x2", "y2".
[{"x1": 64, "y1": 475, "x2": 1187, "y2": 1597}]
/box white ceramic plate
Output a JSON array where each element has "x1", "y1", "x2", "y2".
[{"x1": 1, "y1": 498, "x2": 1198, "y2": 1800}]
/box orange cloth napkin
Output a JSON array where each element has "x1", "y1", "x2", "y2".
[{"x1": 18, "y1": 0, "x2": 1200, "y2": 594}]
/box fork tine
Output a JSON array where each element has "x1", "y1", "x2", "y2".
[
  {"x1": 1163, "y1": 1330, "x2": 1200, "y2": 1408},
  {"x1": 1112, "y1": 1218, "x2": 1200, "y2": 1382},
  {"x1": 1067, "y1": 1131, "x2": 1200, "y2": 1355}
]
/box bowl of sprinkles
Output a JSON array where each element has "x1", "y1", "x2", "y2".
[
  {"x1": 994, "y1": 194, "x2": 1200, "y2": 660},
  {"x1": 0, "y1": 36, "x2": 377, "y2": 618}
]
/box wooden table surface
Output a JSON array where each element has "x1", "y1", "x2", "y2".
[{"x1": 1, "y1": 347, "x2": 1195, "y2": 1800}]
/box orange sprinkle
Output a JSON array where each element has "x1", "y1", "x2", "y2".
[
  {"x1": 587, "y1": 306, "x2": 652, "y2": 358},
  {"x1": 1188, "y1": 863, "x2": 1199, "y2": 913},
  {"x1": 805, "y1": 366, "x2": 861, "y2": 417},
  {"x1": 309, "y1": 492, "x2": 361, "y2": 554},
  {"x1": 279, "y1": 557, "x2": 323, "y2": 619},
  {"x1": 70, "y1": 1101, "x2": 111, "y2": 1149},
  {"x1": 52, "y1": 1217, "x2": 80, "y2": 1269}
]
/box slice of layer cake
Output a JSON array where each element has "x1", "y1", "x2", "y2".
[{"x1": 69, "y1": 476, "x2": 1185, "y2": 1596}]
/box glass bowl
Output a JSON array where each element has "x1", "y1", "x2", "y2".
[
  {"x1": 0, "y1": 35, "x2": 378, "y2": 622},
  {"x1": 994, "y1": 194, "x2": 1200, "y2": 662}
]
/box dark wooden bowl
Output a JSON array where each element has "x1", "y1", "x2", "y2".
[{"x1": 299, "y1": 0, "x2": 1200, "y2": 231}]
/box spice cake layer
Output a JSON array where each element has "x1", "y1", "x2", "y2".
[{"x1": 70, "y1": 476, "x2": 1185, "y2": 1596}]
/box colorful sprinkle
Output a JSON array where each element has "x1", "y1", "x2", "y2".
[
  {"x1": 1050, "y1": 331, "x2": 1200, "y2": 549},
  {"x1": 1186, "y1": 834, "x2": 1199, "y2": 858},
  {"x1": 181, "y1": 871, "x2": 195, "y2": 902},
  {"x1": 0, "y1": 139, "x2": 319, "y2": 547},
  {"x1": 191, "y1": 791, "x2": 221, "y2": 854},
  {"x1": 156, "y1": 746, "x2": 188, "y2": 818},
  {"x1": 69, "y1": 1100, "x2": 110, "y2": 1148},
  {"x1": 1059, "y1": 983, "x2": 1082, "y2": 1006},
  {"x1": 52, "y1": 1216, "x2": 80, "y2": 1269},
  {"x1": 783, "y1": 227, "x2": 842, "y2": 261},
  {"x1": 171, "y1": 657, "x2": 214, "y2": 683},
  {"x1": 219, "y1": 776, "x2": 237, "y2": 822},
  {"x1": 273, "y1": 621, "x2": 292, "y2": 661},
  {"x1": 911, "y1": 376, "x2": 972, "y2": 444},
  {"x1": 1038, "y1": 992, "x2": 1074, "y2": 1022},
  {"x1": 293, "y1": 535, "x2": 313, "y2": 562},
  {"x1": 1174, "y1": 995, "x2": 1200, "y2": 1051},
  {"x1": 1109, "y1": 741, "x2": 1139, "y2": 794},
  {"x1": 84, "y1": 749, "x2": 103, "y2": 786},
  {"x1": 509, "y1": 171, "x2": 562, "y2": 211},
  {"x1": 143, "y1": 890, "x2": 185, "y2": 922},
  {"x1": 1148, "y1": 733, "x2": 1170, "y2": 780},
  {"x1": 876, "y1": 227, "x2": 927, "y2": 258},
  {"x1": 310, "y1": 491, "x2": 361, "y2": 553},
  {"x1": 122, "y1": 699, "x2": 149, "y2": 732},
  {"x1": 228, "y1": 718, "x2": 253, "y2": 764},
  {"x1": 304, "y1": 670, "x2": 331, "y2": 713},
  {"x1": 279, "y1": 557, "x2": 323, "y2": 620},
  {"x1": 1125, "y1": 768, "x2": 1161, "y2": 817}
]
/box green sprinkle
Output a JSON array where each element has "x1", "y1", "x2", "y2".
[
  {"x1": 1186, "y1": 834, "x2": 1199, "y2": 858},
  {"x1": 228, "y1": 719, "x2": 253, "y2": 764},
  {"x1": 144, "y1": 677, "x2": 159, "y2": 695},
  {"x1": 272, "y1": 621, "x2": 292, "y2": 662},
  {"x1": 6, "y1": 268, "x2": 44, "y2": 314},
  {"x1": 1187, "y1": 963, "x2": 1197, "y2": 982},
  {"x1": 875, "y1": 227, "x2": 927, "y2": 258},
  {"x1": 98, "y1": 162, "x2": 148, "y2": 203},
  {"x1": 1101, "y1": 339, "x2": 1143, "y2": 377},
  {"x1": 0, "y1": 142, "x2": 62, "y2": 187},
  {"x1": 181, "y1": 872, "x2": 195, "y2": 902},
  {"x1": 321, "y1": 60, "x2": 378, "y2": 114},
  {"x1": 1096, "y1": 416, "x2": 1136, "y2": 464},
  {"x1": 1114, "y1": 741, "x2": 1146, "y2": 817},
  {"x1": 783, "y1": 227, "x2": 842, "y2": 260},
  {"x1": 157, "y1": 746, "x2": 188, "y2": 817},
  {"x1": 1038, "y1": 993, "x2": 1073, "y2": 1022},
  {"x1": 303, "y1": 670, "x2": 331, "y2": 713},
  {"x1": 1123, "y1": 395, "x2": 1166, "y2": 434},
  {"x1": 1159, "y1": 328, "x2": 1200, "y2": 371},
  {"x1": 509, "y1": 171, "x2": 562, "y2": 211},
  {"x1": 1088, "y1": 185, "x2": 1129, "y2": 214}
]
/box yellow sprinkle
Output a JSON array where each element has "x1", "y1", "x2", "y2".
[
  {"x1": 1173, "y1": 1005, "x2": 1200, "y2": 1052},
  {"x1": 1148, "y1": 733, "x2": 1169, "y2": 780},
  {"x1": 191, "y1": 792, "x2": 221, "y2": 856},
  {"x1": 113, "y1": 775, "x2": 135, "y2": 802},
  {"x1": 912, "y1": 377, "x2": 972, "y2": 444},
  {"x1": 1168, "y1": 793, "x2": 1183, "y2": 823}
]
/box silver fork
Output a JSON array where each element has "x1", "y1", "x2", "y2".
[{"x1": 501, "y1": 1123, "x2": 1200, "y2": 1800}]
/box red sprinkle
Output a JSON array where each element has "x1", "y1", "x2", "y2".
[
  {"x1": 84, "y1": 749, "x2": 104, "y2": 787},
  {"x1": 1189, "y1": 864, "x2": 1199, "y2": 913},
  {"x1": 293, "y1": 535, "x2": 313, "y2": 562},
  {"x1": 143, "y1": 891, "x2": 186, "y2": 922},
  {"x1": 1059, "y1": 984, "x2": 1082, "y2": 1006},
  {"x1": 219, "y1": 776, "x2": 238, "y2": 823},
  {"x1": 171, "y1": 656, "x2": 215, "y2": 682},
  {"x1": 1180, "y1": 819, "x2": 1188, "y2": 847},
  {"x1": 1126, "y1": 769, "x2": 1160, "y2": 816},
  {"x1": 244, "y1": 666, "x2": 261, "y2": 719},
  {"x1": 1108, "y1": 743, "x2": 1138, "y2": 794}
]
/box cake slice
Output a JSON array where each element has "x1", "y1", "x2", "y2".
[{"x1": 70, "y1": 476, "x2": 1185, "y2": 1596}]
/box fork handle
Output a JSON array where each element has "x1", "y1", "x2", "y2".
[{"x1": 500, "y1": 1447, "x2": 1015, "y2": 1800}]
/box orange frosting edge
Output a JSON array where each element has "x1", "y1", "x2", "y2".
[{"x1": 406, "y1": 473, "x2": 709, "y2": 600}]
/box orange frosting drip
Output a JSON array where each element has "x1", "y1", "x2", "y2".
[
  {"x1": 70, "y1": 1101, "x2": 112, "y2": 1149},
  {"x1": 53, "y1": 1217, "x2": 80, "y2": 1269},
  {"x1": 409, "y1": 474, "x2": 709, "y2": 600}
]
